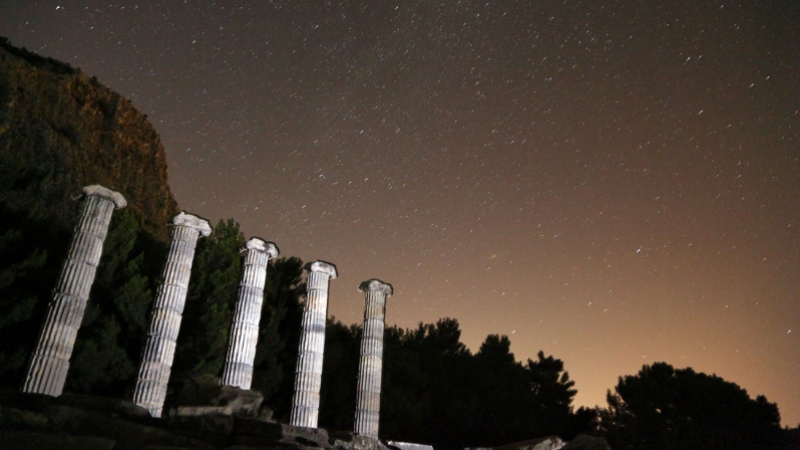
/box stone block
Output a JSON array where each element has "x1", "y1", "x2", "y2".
[
  {"x1": 387, "y1": 442, "x2": 434, "y2": 450},
  {"x1": 234, "y1": 419, "x2": 331, "y2": 448},
  {"x1": 334, "y1": 432, "x2": 390, "y2": 450},
  {"x1": 174, "y1": 375, "x2": 264, "y2": 418},
  {"x1": 279, "y1": 423, "x2": 331, "y2": 448}
]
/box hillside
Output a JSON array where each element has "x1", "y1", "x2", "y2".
[
  {"x1": 0, "y1": 37, "x2": 179, "y2": 393},
  {"x1": 0, "y1": 36, "x2": 178, "y2": 242}
]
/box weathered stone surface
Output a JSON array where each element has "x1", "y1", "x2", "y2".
[
  {"x1": 173, "y1": 375, "x2": 264, "y2": 418},
  {"x1": 175, "y1": 406, "x2": 233, "y2": 417},
  {"x1": 334, "y1": 432, "x2": 390, "y2": 450},
  {"x1": 280, "y1": 424, "x2": 332, "y2": 448},
  {"x1": 133, "y1": 213, "x2": 211, "y2": 418},
  {"x1": 83, "y1": 184, "x2": 128, "y2": 208},
  {"x1": 1, "y1": 390, "x2": 364, "y2": 450},
  {"x1": 353, "y1": 279, "x2": 392, "y2": 438},
  {"x1": 234, "y1": 419, "x2": 331, "y2": 448},
  {"x1": 22, "y1": 186, "x2": 126, "y2": 397},
  {"x1": 172, "y1": 212, "x2": 213, "y2": 237},
  {"x1": 222, "y1": 238, "x2": 279, "y2": 390},
  {"x1": 466, "y1": 436, "x2": 565, "y2": 450},
  {"x1": 464, "y1": 435, "x2": 613, "y2": 450},
  {"x1": 386, "y1": 442, "x2": 433, "y2": 450},
  {"x1": 213, "y1": 386, "x2": 264, "y2": 418},
  {"x1": 290, "y1": 261, "x2": 337, "y2": 429},
  {"x1": 560, "y1": 435, "x2": 612, "y2": 450}
]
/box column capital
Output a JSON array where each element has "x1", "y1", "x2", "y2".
[
  {"x1": 305, "y1": 260, "x2": 337, "y2": 279},
  {"x1": 242, "y1": 237, "x2": 279, "y2": 258},
  {"x1": 82, "y1": 185, "x2": 127, "y2": 208},
  {"x1": 359, "y1": 279, "x2": 393, "y2": 297},
  {"x1": 172, "y1": 212, "x2": 212, "y2": 236}
]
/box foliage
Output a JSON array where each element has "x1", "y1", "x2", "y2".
[
  {"x1": 312, "y1": 317, "x2": 582, "y2": 450},
  {"x1": 251, "y1": 256, "x2": 306, "y2": 418},
  {"x1": 0, "y1": 205, "x2": 67, "y2": 386},
  {"x1": 0, "y1": 36, "x2": 177, "y2": 392},
  {"x1": 319, "y1": 319, "x2": 362, "y2": 431},
  {"x1": 527, "y1": 350, "x2": 578, "y2": 437},
  {"x1": 65, "y1": 208, "x2": 164, "y2": 396},
  {"x1": 169, "y1": 219, "x2": 245, "y2": 396},
  {"x1": 599, "y1": 362, "x2": 784, "y2": 450},
  {"x1": 2, "y1": 198, "x2": 791, "y2": 450},
  {"x1": 1, "y1": 37, "x2": 179, "y2": 242}
]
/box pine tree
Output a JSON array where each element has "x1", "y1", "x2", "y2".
[
  {"x1": 252, "y1": 256, "x2": 305, "y2": 418},
  {"x1": 170, "y1": 218, "x2": 245, "y2": 391},
  {"x1": 67, "y1": 208, "x2": 161, "y2": 396}
]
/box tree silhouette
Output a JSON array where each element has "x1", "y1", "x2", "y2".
[
  {"x1": 377, "y1": 319, "x2": 583, "y2": 450},
  {"x1": 170, "y1": 218, "x2": 245, "y2": 397},
  {"x1": 600, "y1": 362, "x2": 783, "y2": 450},
  {"x1": 251, "y1": 256, "x2": 305, "y2": 419},
  {"x1": 67, "y1": 208, "x2": 163, "y2": 396},
  {"x1": 0, "y1": 204, "x2": 73, "y2": 387},
  {"x1": 527, "y1": 350, "x2": 578, "y2": 437},
  {"x1": 472, "y1": 334, "x2": 534, "y2": 446},
  {"x1": 319, "y1": 319, "x2": 361, "y2": 431}
]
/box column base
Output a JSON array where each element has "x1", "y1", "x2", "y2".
[
  {"x1": 332, "y1": 431, "x2": 391, "y2": 450},
  {"x1": 172, "y1": 374, "x2": 264, "y2": 418}
]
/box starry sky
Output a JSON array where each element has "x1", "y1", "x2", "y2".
[{"x1": 2, "y1": 0, "x2": 798, "y2": 426}]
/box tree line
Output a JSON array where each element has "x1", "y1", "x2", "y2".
[{"x1": 0, "y1": 212, "x2": 795, "y2": 450}]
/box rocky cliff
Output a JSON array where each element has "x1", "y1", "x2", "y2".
[
  {"x1": 0, "y1": 37, "x2": 180, "y2": 391},
  {"x1": 0, "y1": 37, "x2": 178, "y2": 241}
]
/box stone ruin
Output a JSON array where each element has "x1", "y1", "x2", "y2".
[
  {"x1": 10, "y1": 184, "x2": 614, "y2": 450},
  {"x1": 19, "y1": 184, "x2": 398, "y2": 445}
]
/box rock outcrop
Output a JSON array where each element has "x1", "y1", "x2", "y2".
[
  {"x1": 0, "y1": 37, "x2": 178, "y2": 242},
  {"x1": 466, "y1": 436, "x2": 564, "y2": 450},
  {"x1": 464, "y1": 434, "x2": 612, "y2": 450},
  {"x1": 0, "y1": 390, "x2": 383, "y2": 450}
]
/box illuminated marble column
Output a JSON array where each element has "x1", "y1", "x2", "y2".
[
  {"x1": 354, "y1": 279, "x2": 393, "y2": 438},
  {"x1": 22, "y1": 185, "x2": 126, "y2": 396},
  {"x1": 132, "y1": 212, "x2": 211, "y2": 418},
  {"x1": 221, "y1": 238, "x2": 279, "y2": 389},
  {"x1": 290, "y1": 260, "x2": 338, "y2": 428}
]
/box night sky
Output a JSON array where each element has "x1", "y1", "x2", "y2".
[{"x1": 2, "y1": 1, "x2": 798, "y2": 426}]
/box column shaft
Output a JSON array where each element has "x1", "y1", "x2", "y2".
[
  {"x1": 290, "y1": 261, "x2": 337, "y2": 428},
  {"x1": 221, "y1": 238, "x2": 278, "y2": 389},
  {"x1": 132, "y1": 213, "x2": 210, "y2": 418},
  {"x1": 354, "y1": 280, "x2": 392, "y2": 438},
  {"x1": 22, "y1": 186, "x2": 126, "y2": 396}
]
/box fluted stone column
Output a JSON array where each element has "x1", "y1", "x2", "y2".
[
  {"x1": 290, "y1": 260, "x2": 338, "y2": 428},
  {"x1": 221, "y1": 238, "x2": 279, "y2": 389},
  {"x1": 22, "y1": 185, "x2": 126, "y2": 396},
  {"x1": 354, "y1": 279, "x2": 393, "y2": 438},
  {"x1": 132, "y1": 212, "x2": 211, "y2": 418}
]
